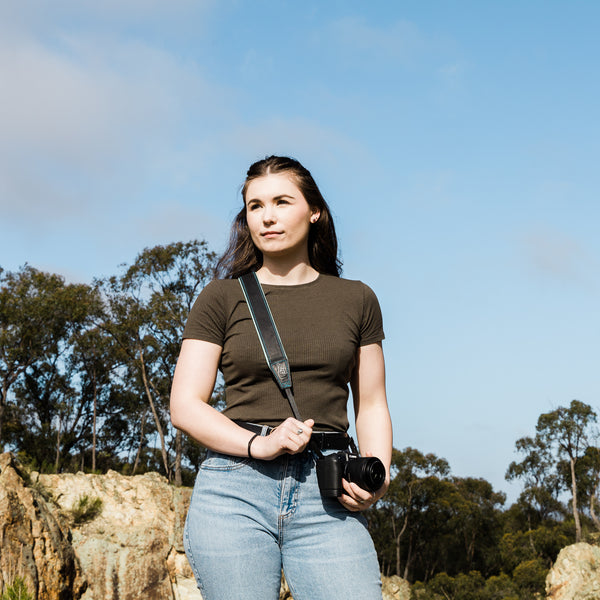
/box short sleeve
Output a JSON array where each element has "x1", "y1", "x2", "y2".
[
  {"x1": 182, "y1": 280, "x2": 227, "y2": 346},
  {"x1": 359, "y1": 283, "x2": 385, "y2": 346}
]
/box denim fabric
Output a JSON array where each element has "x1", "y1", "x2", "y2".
[{"x1": 184, "y1": 447, "x2": 383, "y2": 600}]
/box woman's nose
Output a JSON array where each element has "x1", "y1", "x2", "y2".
[{"x1": 262, "y1": 205, "x2": 276, "y2": 223}]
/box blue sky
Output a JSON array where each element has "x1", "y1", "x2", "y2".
[{"x1": 1, "y1": 1, "x2": 599, "y2": 501}]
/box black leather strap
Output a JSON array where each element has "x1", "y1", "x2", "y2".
[{"x1": 239, "y1": 272, "x2": 302, "y2": 421}]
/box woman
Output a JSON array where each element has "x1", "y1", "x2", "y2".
[{"x1": 170, "y1": 156, "x2": 392, "y2": 600}]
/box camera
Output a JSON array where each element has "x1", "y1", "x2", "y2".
[{"x1": 316, "y1": 452, "x2": 386, "y2": 498}]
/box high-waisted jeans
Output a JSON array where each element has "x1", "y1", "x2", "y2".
[{"x1": 184, "y1": 445, "x2": 383, "y2": 600}]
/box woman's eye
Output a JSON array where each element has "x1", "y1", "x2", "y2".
[
  {"x1": 277, "y1": 199, "x2": 289, "y2": 205},
  {"x1": 247, "y1": 203, "x2": 260, "y2": 211}
]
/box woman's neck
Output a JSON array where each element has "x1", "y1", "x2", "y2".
[{"x1": 256, "y1": 262, "x2": 319, "y2": 286}]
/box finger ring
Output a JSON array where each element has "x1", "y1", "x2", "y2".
[{"x1": 296, "y1": 428, "x2": 303, "y2": 435}]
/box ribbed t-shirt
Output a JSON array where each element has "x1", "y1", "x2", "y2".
[{"x1": 182, "y1": 274, "x2": 384, "y2": 432}]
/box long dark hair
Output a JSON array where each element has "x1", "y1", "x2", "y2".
[{"x1": 215, "y1": 156, "x2": 342, "y2": 279}]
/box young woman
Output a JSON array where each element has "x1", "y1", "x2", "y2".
[{"x1": 170, "y1": 156, "x2": 393, "y2": 600}]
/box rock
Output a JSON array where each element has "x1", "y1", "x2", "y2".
[
  {"x1": 0, "y1": 452, "x2": 86, "y2": 600},
  {"x1": 0, "y1": 452, "x2": 413, "y2": 600},
  {"x1": 382, "y1": 575, "x2": 412, "y2": 600},
  {"x1": 546, "y1": 542, "x2": 600, "y2": 600},
  {"x1": 279, "y1": 573, "x2": 410, "y2": 599},
  {"x1": 38, "y1": 468, "x2": 198, "y2": 600}
]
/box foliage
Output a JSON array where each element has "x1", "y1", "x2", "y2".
[
  {"x1": 507, "y1": 400, "x2": 598, "y2": 542},
  {"x1": 1, "y1": 244, "x2": 597, "y2": 597},
  {"x1": 70, "y1": 494, "x2": 103, "y2": 524},
  {"x1": 369, "y1": 448, "x2": 505, "y2": 582},
  {"x1": 1, "y1": 577, "x2": 33, "y2": 600},
  {"x1": 0, "y1": 240, "x2": 218, "y2": 481}
]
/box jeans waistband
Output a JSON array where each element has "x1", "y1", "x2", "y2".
[{"x1": 234, "y1": 420, "x2": 350, "y2": 451}]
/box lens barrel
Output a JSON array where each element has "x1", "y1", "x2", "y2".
[{"x1": 344, "y1": 456, "x2": 386, "y2": 492}]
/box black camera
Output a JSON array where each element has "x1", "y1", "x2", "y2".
[{"x1": 316, "y1": 452, "x2": 386, "y2": 498}]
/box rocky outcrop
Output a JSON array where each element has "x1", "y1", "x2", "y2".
[
  {"x1": 36, "y1": 468, "x2": 195, "y2": 600},
  {"x1": 0, "y1": 453, "x2": 85, "y2": 599},
  {"x1": 0, "y1": 452, "x2": 410, "y2": 599},
  {"x1": 546, "y1": 542, "x2": 600, "y2": 600},
  {"x1": 382, "y1": 575, "x2": 411, "y2": 600}
]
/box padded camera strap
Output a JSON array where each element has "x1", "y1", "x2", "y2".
[{"x1": 238, "y1": 272, "x2": 303, "y2": 422}]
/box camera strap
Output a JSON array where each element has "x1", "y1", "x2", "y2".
[
  {"x1": 238, "y1": 271, "x2": 358, "y2": 458},
  {"x1": 238, "y1": 271, "x2": 303, "y2": 422}
]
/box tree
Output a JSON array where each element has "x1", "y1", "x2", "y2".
[
  {"x1": 507, "y1": 400, "x2": 597, "y2": 542},
  {"x1": 372, "y1": 447, "x2": 450, "y2": 579},
  {"x1": 0, "y1": 266, "x2": 101, "y2": 466},
  {"x1": 69, "y1": 326, "x2": 117, "y2": 471},
  {"x1": 506, "y1": 435, "x2": 564, "y2": 526},
  {"x1": 101, "y1": 240, "x2": 216, "y2": 483}
]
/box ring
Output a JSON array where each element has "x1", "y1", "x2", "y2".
[{"x1": 296, "y1": 428, "x2": 303, "y2": 435}]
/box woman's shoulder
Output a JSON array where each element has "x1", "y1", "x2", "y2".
[
  {"x1": 318, "y1": 274, "x2": 378, "y2": 297},
  {"x1": 203, "y1": 277, "x2": 243, "y2": 292},
  {"x1": 191, "y1": 278, "x2": 244, "y2": 311}
]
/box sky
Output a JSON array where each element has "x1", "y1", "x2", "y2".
[{"x1": 1, "y1": 0, "x2": 599, "y2": 502}]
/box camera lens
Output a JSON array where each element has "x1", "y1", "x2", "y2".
[{"x1": 345, "y1": 457, "x2": 386, "y2": 492}]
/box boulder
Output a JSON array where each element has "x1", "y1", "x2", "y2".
[
  {"x1": 0, "y1": 452, "x2": 85, "y2": 599},
  {"x1": 546, "y1": 542, "x2": 600, "y2": 600},
  {"x1": 37, "y1": 468, "x2": 197, "y2": 600},
  {"x1": 0, "y1": 452, "x2": 413, "y2": 600},
  {"x1": 382, "y1": 575, "x2": 412, "y2": 600}
]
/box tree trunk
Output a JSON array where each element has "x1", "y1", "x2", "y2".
[
  {"x1": 175, "y1": 429, "x2": 182, "y2": 486},
  {"x1": 0, "y1": 377, "x2": 11, "y2": 451},
  {"x1": 403, "y1": 534, "x2": 412, "y2": 581},
  {"x1": 590, "y1": 492, "x2": 600, "y2": 532},
  {"x1": 139, "y1": 347, "x2": 170, "y2": 479},
  {"x1": 132, "y1": 412, "x2": 147, "y2": 475},
  {"x1": 570, "y1": 455, "x2": 582, "y2": 542},
  {"x1": 395, "y1": 514, "x2": 409, "y2": 577},
  {"x1": 0, "y1": 393, "x2": 4, "y2": 452},
  {"x1": 55, "y1": 418, "x2": 62, "y2": 473},
  {"x1": 92, "y1": 370, "x2": 97, "y2": 472}
]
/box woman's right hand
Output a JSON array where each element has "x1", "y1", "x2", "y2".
[{"x1": 249, "y1": 417, "x2": 314, "y2": 460}]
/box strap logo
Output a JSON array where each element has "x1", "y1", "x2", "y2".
[{"x1": 273, "y1": 360, "x2": 289, "y2": 383}]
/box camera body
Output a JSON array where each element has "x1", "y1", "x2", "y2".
[{"x1": 316, "y1": 451, "x2": 386, "y2": 498}]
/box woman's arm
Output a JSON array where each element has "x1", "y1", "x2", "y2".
[
  {"x1": 340, "y1": 341, "x2": 393, "y2": 511},
  {"x1": 170, "y1": 338, "x2": 314, "y2": 460}
]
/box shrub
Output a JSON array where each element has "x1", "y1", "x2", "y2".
[
  {"x1": 70, "y1": 494, "x2": 103, "y2": 525},
  {"x1": 1, "y1": 577, "x2": 33, "y2": 600}
]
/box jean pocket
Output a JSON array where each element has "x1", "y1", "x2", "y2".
[{"x1": 200, "y1": 451, "x2": 250, "y2": 471}]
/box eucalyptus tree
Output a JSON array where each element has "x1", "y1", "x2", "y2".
[
  {"x1": 0, "y1": 265, "x2": 101, "y2": 467},
  {"x1": 369, "y1": 447, "x2": 451, "y2": 579},
  {"x1": 507, "y1": 400, "x2": 598, "y2": 542},
  {"x1": 69, "y1": 326, "x2": 117, "y2": 471},
  {"x1": 101, "y1": 240, "x2": 216, "y2": 484}
]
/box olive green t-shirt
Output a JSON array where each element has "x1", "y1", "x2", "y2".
[{"x1": 182, "y1": 274, "x2": 384, "y2": 432}]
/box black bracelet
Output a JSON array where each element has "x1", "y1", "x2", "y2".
[{"x1": 247, "y1": 433, "x2": 260, "y2": 458}]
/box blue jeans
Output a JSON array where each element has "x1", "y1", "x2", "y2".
[{"x1": 184, "y1": 446, "x2": 383, "y2": 600}]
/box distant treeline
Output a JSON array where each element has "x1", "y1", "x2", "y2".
[{"x1": 1, "y1": 241, "x2": 598, "y2": 599}]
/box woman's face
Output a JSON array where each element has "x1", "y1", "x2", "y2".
[{"x1": 245, "y1": 173, "x2": 320, "y2": 261}]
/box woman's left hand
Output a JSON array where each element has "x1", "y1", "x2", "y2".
[{"x1": 338, "y1": 477, "x2": 389, "y2": 512}]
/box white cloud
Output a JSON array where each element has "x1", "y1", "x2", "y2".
[
  {"x1": 0, "y1": 12, "x2": 232, "y2": 221},
  {"x1": 220, "y1": 116, "x2": 375, "y2": 175},
  {"x1": 139, "y1": 199, "x2": 228, "y2": 253},
  {"x1": 329, "y1": 16, "x2": 426, "y2": 67},
  {"x1": 522, "y1": 227, "x2": 599, "y2": 290}
]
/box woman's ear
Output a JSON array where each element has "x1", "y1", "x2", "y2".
[{"x1": 310, "y1": 210, "x2": 321, "y2": 224}]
